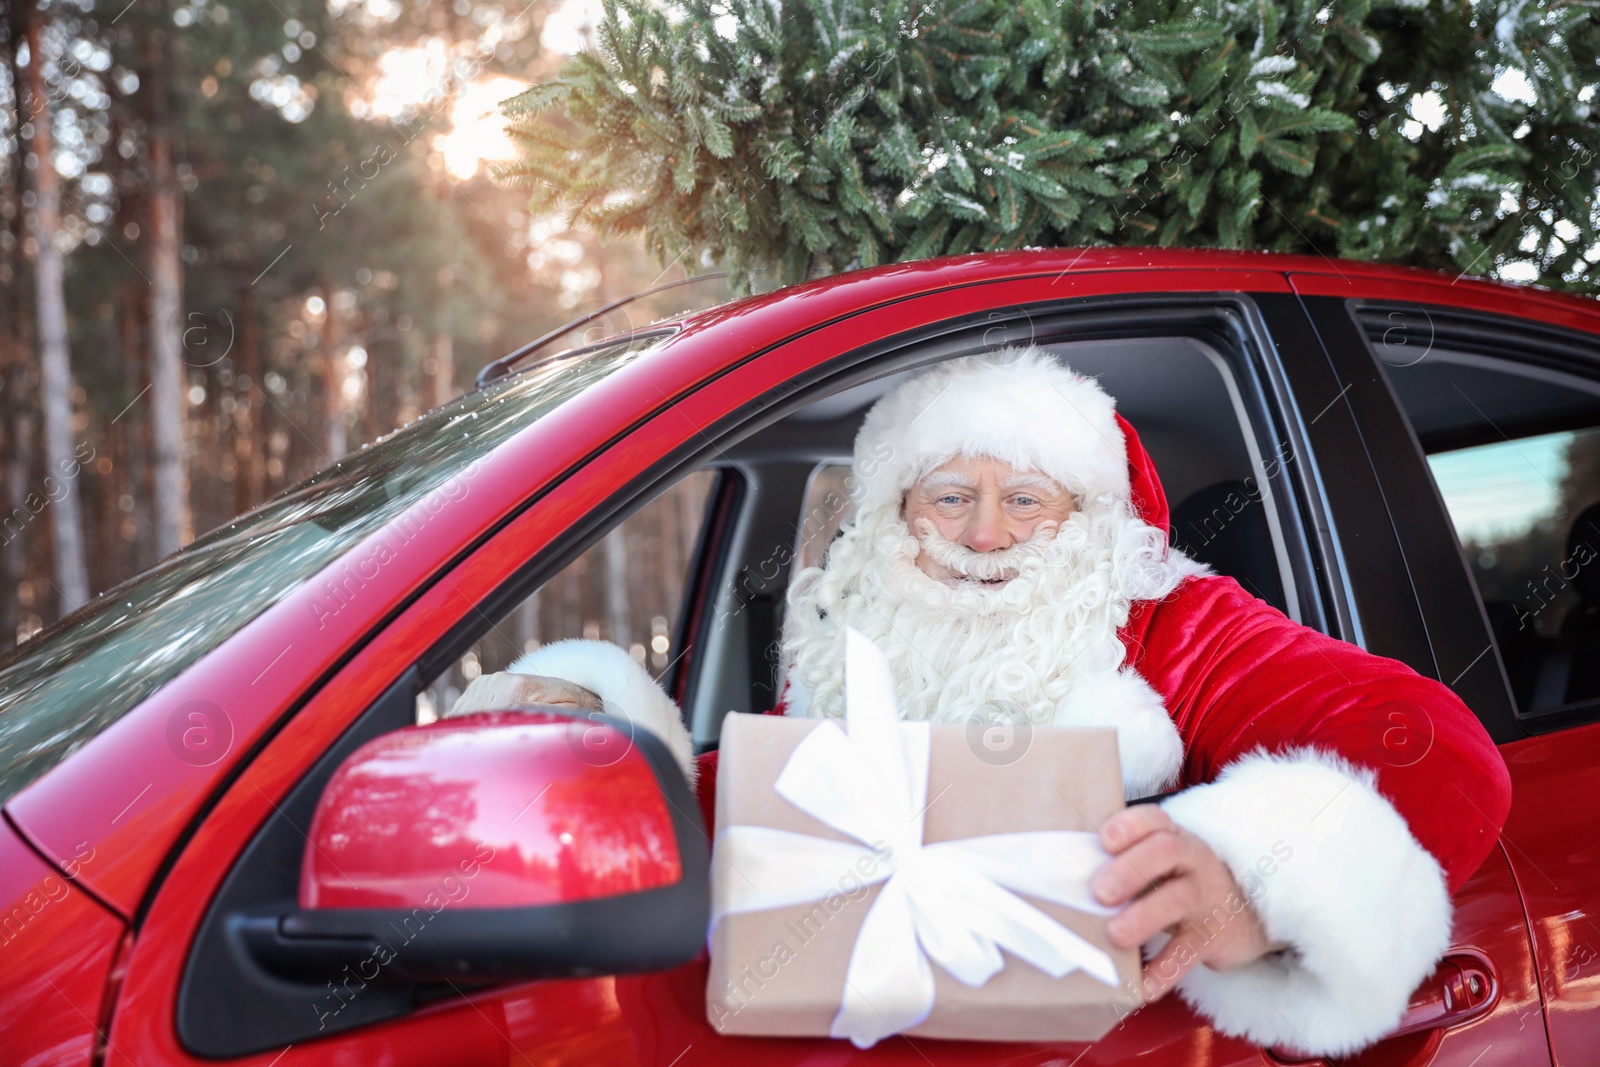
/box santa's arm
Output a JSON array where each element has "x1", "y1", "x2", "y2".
[
  {"x1": 1130, "y1": 576, "x2": 1510, "y2": 1057},
  {"x1": 502, "y1": 639, "x2": 698, "y2": 785}
]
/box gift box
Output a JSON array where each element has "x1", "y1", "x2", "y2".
[{"x1": 706, "y1": 629, "x2": 1140, "y2": 1047}]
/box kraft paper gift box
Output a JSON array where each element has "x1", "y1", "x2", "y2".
[{"x1": 706, "y1": 629, "x2": 1140, "y2": 1047}]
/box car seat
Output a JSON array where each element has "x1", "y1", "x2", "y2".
[
  {"x1": 1170, "y1": 479, "x2": 1287, "y2": 613},
  {"x1": 1529, "y1": 501, "x2": 1600, "y2": 709}
]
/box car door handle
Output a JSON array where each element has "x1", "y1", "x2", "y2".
[
  {"x1": 1269, "y1": 950, "x2": 1499, "y2": 1064},
  {"x1": 1387, "y1": 949, "x2": 1499, "y2": 1038}
]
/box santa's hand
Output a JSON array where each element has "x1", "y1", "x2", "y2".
[
  {"x1": 445, "y1": 672, "x2": 604, "y2": 718},
  {"x1": 1091, "y1": 805, "x2": 1275, "y2": 1001}
]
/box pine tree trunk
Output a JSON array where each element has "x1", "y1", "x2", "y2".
[
  {"x1": 232, "y1": 282, "x2": 261, "y2": 516},
  {"x1": 429, "y1": 332, "x2": 453, "y2": 409},
  {"x1": 127, "y1": 283, "x2": 157, "y2": 570},
  {"x1": 680, "y1": 473, "x2": 703, "y2": 564},
  {"x1": 355, "y1": 310, "x2": 376, "y2": 446},
  {"x1": 107, "y1": 48, "x2": 150, "y2": 569},
  {"x1": 563, "y1": 559, "x2": 583, "y2": 642},
  {"x1": 142, "y1": 26, "x2": 189, "y2": 558},
  {"x1": 321, "y1": 284, "x2": 345, "y2": 461},
  {"x1": 22, "y1": 0, "x2": 89, "y2": 613},
  {"x1": 112, "y1": 288, "x2": 139, "y2": 572},
  {"x1": 517, "y1": 590, "x2": 541, "y2": 655},
  {"x1": 603, "y1": 524, "x2": 631, "y2": 648},
  {"x1": 2, "y1": 10, "x2": 31, "y2": 646},
  {"x1": 0, "y1": 327, "x2": 32, "y2": 647}
]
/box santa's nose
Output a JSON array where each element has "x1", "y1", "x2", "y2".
[{"x1": 962, "y1": 500, "x2": 1012, "y2": 553}]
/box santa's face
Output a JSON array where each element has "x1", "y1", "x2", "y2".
[{"x1": 900, "y1": 456, "x2": 1078, "y2": 587}]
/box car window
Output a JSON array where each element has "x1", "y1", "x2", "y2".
[
  {"x1": 1373, "y1": 332, "x2": 1600, "y2": 723},
  {"x1": 419, "y1": 470, "x2": 718, "y2": 722},
  {"x1": 795, "y1": 464, "x2": 855, "y2": 573},
  {"x1": 0, "y1": 335, "x2": 663, "y2": 805}
]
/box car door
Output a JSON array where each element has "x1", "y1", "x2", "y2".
[
  {"x1": 112, "y1": 266, "x2": 1436, "y2": 1065},
  {"x1": 1293, "y1": 272, "x2": 1600, "y2": 1065}
]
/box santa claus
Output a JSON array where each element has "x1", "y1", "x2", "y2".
[{"x1": 454, "y1": 347, "x2": 1512, "y2": 1057}]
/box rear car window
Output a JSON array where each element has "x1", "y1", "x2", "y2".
[
  {"x1": 1428, "y1": 426, "x2": 1600, "y2": 716},
  {"x1": 1363, "y1": 312, "x2": 1600, "y2": 725},
  {"x1": 0, "y1": 337, "x2": 660, "y2": 804}
]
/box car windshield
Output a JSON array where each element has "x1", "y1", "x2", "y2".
[{"x1": 0, "y1": 336, "x2": 663, "y2": 804}]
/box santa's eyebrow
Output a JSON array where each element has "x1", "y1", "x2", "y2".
[
  {"x1": 1000, "y1": 473, "x2": 1061, "y2": 493},
  {"x1": 918, "y1": 470, "x2": 976, "y2": 491}
]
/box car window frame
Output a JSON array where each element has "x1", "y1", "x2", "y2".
[
  {"x1": 673, "y1": 296, "x2": 1344, "y2": 738},
  {"x1": 406, "y1": 294, "x2": 1342, "y2": 741}
]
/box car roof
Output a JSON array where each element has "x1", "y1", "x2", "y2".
[
  {"x1": 647, "y1": 247, "x2": 1600, "y2": 345},
  {"x1": 491, "y1": 249, "x2": 1600, "y2": 399}
]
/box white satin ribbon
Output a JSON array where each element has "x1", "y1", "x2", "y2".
[{"x1": 710, "y1": 628, "x2": 1121, "y2": 1048}]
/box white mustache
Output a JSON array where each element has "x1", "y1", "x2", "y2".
[{"x1": 912, "y1": 519, "x2": 1061, "y2": 581}]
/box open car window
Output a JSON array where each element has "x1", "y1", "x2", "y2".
[
  {"x1": 418, "y1": 470, "x2": 719, "y2": 723},
  {"x1": 385, "y1": 302, "x2": 1326, "y2": 758},
  {"x1": 686, "y1": 324, "x2": 1309, "y2": 746}
]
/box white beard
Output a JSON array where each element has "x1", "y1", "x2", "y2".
[
  {"x1": 910, "y1": 515, "x2": 1062, "y2": 584},
  {"x1": 781, "y1": 501, "x2": 1203, "y2": 797}
]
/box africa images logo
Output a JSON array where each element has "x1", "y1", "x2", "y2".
[
  {"x1": 964, "y1": 699, "x2": 1033, "y2": 767},
  {"x1": 165, "y1": 699, "x2": 234, "y2": 767}
]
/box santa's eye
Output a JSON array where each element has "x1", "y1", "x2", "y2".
[{"x1": 936, "y1": 493, "x2": 966, "y2": 506}]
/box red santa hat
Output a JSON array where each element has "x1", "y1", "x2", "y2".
[{"x1": 851, "y1": 347, "x2": 1134, "y2": 517}]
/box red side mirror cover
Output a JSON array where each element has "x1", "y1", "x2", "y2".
[{"x1": 301, "y1": 712, "x2": 682, "y2": 909}]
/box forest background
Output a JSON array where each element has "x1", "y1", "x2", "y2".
[
  {"x1": 2, "y1": 0, "x2": 734, "y2": 651},
  {"x1": 3, "y1": 0, "x2": 1598, "y2": 655}
]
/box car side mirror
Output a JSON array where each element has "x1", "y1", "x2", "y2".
[{"x1": 237, "y1": 709, "x2": 707, "y2": 985}]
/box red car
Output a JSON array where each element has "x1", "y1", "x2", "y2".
[{"x1": 3, "y1": 249, "x2": 1598, "y2": 1066}]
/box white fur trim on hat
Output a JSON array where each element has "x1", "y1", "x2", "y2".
[
  {"x1": 1160, "y1": 748, "x2": 1452, "y2": 1057},
  {"x1": 1051, "y1": 667, "x2": 1183, "y2": 800},
  {"x1": 510, "y1": 639, "x2": 697, "y2": 786},
  {"x1": 852, "y1": 347, "x2": 1129, "y2": 517}
]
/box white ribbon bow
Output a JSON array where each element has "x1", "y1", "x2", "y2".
[{"x1": 710, "y1": 628, "x2": 1121, "y2": 1048}]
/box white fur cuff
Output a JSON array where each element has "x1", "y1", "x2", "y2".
[
  {"x1": 510, "y1": 639, "x2": 697, "y2": 786},
  {"x1": 1161, "y1": 749, "x2": 1451, "y2": 1057},
  {"x1": 1051, "y1": 667, "x2": 1184, "y2": 800}
]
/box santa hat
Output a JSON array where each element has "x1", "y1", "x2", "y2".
[{"x1": 851, "y1": 347, "x2": 1131, "y2": 517}]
